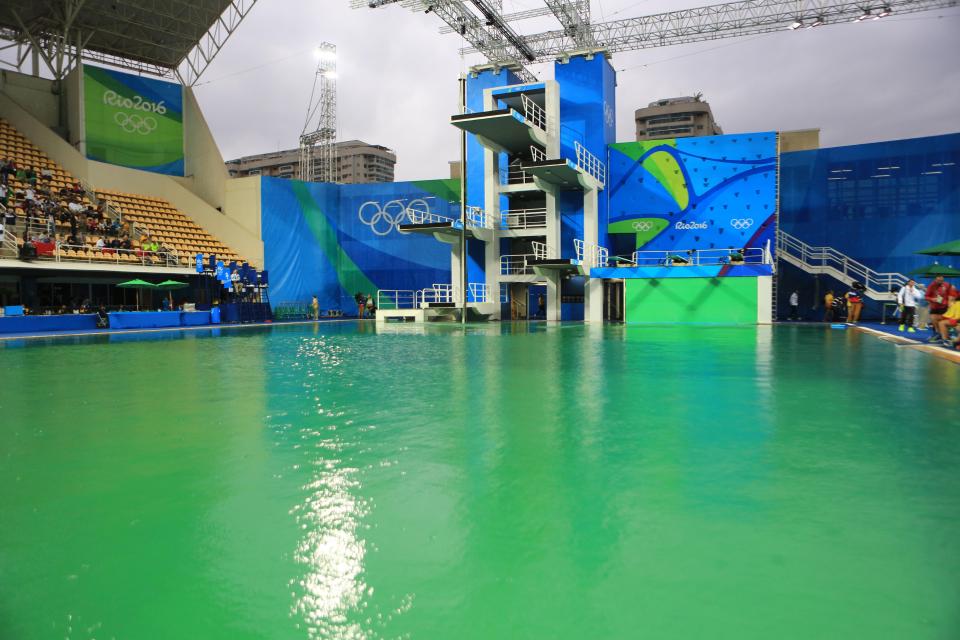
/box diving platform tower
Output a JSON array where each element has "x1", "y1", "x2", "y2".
[{"x1": 409, "y1": 53, "x2": 615, "y2": 323}]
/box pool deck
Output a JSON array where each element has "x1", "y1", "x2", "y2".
[{"x1": 852, "y1": 322, "x2": 960, "y2": 364}]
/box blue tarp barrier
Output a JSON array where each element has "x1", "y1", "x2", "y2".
[
  {"x1": 108, "y1": 311, "x2": 182, "y2": 329},
  {"x1": 0, "y1": 314, "x2": 97, "y2": 334}
]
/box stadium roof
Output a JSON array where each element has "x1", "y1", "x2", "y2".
[{"x1": 0, "y1": 0, "x2": 258, "y2": 85}]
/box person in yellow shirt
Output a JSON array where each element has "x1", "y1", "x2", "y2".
[
  {"x1": 823, "y1": 290, "x2": 835, "y2": 322},
  {"x1": 934, "y1": 300, "x2": 960, "y2": 346}
]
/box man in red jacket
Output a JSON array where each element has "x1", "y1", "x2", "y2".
[{"x1": 926, "y1": 276, "x2": 957, "y2": 339}]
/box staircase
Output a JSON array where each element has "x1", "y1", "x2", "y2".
[{"x1": 776, "y1": 230, "x2": 909, "y2": 302}]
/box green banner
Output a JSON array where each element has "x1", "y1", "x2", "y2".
[{"x1": 83, "y1": 65, "x2": 184, "y2": 176}]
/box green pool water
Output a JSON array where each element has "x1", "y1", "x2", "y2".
[{"x1": 1, "y1": 323, "x2": 958, "y2": 639}]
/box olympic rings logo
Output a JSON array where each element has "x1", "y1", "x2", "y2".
[
  {"x1": 730, "y1": 218, "x2": 754, "y2": 230},
  {"x1": 358, "y1": 198, "x2": 430, "y2": 236},
  {"x1": 632, "y1": 220, "x2": 653, "y2": 232},
  {"x1": 113, "y1": 112, "x2": 157, "y2": 135}
]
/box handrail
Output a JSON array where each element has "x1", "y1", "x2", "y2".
[
  {"x1": 531, "y1": 240, "x2": 550, "y2": 260},
  {"x1": 501, "y1": 207, "x2": 547, "y2": 230},
  {"x1": 574, "y1": 141, "x2": 606, "y2": 188},
  {"x1": 628, "y1": 247, "x2": 766, "y2": 267},
  {"x1": 777, "y1": 230, "x2": 908, "y2": 295},
  {"x1": 500, "y1": 253, "x2": 535, "y2": 275},
  {"x1": 418, "y1": 283, "x2": 461, "y2": 306},
  {"x1": 467, "y1": 282, "x2": 489, "y2": 303},
  {"x1": 465, "y1": 205, "x2": 491, "y2": 229},
  {"x1": 405, "y1": 205, "x2": 454, "y2": 226},
  {"x1": 530, "y1": 144, "x2": 547, "y2": 163},
  {"x1": 54, "y1": 242, "x2": 180, "y2": 267},
  {"x1": 574, "y1": 239, "x2": 609, "y2": 268},
  {"x1": 377, "y1": 289, "x2": 417, "y2": 310},
  {"x1": 521, "y1": 94, "x2": 547, "y2": 133},
  {"x1": 502, "y1": 161, "x2": 534, "y2": 185}
]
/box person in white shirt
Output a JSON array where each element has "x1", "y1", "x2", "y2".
[
  {"x1": 897, "y1": 279, "x2": 924, "y2": 333},
  {"x1": 788, "y1": 290, "x2": 799, "y2": 320},
  {"x1": 95, "y1": 237, "x2": 105, "y2": 249}
]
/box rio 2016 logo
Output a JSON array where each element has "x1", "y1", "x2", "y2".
[{"x1": 102, "y1": 90, "x2": 167, "y2": 115}]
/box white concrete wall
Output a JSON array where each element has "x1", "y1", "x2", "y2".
[{"x1": 0, "y1": 71, "x2": 59, "y2": 129}]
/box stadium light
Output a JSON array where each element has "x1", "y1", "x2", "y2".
[
  {"x1": 807, "y1": 16, "x2": 825, "y2": 28},
  {"x1": 854, "y1": 10, "x2": 872, "y2": 22},
  {"x1": 314, "y1": 47, "x2": 337, "y2": 61},
  {"x1": 877, "y1": 6, "x2": 892, "y2": 18},
  {"x1": 788, "y1": 19, "x2": 803, "y2": 30},
  {"x1": 324, "y1": 71, "x2": 338, "y2": 79}
]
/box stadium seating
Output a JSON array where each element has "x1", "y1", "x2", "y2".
[{"x1": 0, "y1": 118, "x2": 248, "y2": 267}]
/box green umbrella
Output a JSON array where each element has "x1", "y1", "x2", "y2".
[
  {"x1": 155, "y1": 280, "x2": 189, "y2": 289},
  {"x1": 116, "y1": 279, "x2": 157, "y2": 288},
  {"x1": 156, "y1": 280, "x2": 189, "y2": 309},
  {"x1": 915, "y1": 239, "x2": 960, "y2": 256},
  {"x1": 116, "y1": 279, "x2": 156, "y2": 310},
  {"x1": 907, "y1": 263, "x2": 960, "y2": 277}
]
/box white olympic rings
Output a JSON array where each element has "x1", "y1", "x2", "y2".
[
  {"x1": 730, "y1": 218, "x2": 754, "y2": 230},
  {"x1": 358, "y1": 198, "x2": 430, "y2": 236},
  {"x1": 632, "y1": 220, "x2": 653, "y2": 232},
  {"x1": 113, "y1": 112, "x2": 158, "y2": 135}
]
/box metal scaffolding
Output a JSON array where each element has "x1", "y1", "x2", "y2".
[{"x1": 299, "y1": 43, "x2": 339, "y2": 184}]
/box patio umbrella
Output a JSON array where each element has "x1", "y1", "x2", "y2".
[
  {"x1": 907, "y1": 263, "x2": 960, "y2": 278},
  {"x1": 915, "y1": 239, "x2": 960, "y2": 256},
  {"x1": 156, "y1": 280, "x2": 189, "y2": 309},
  {"x1": 116, "y1": 279, "x2": 156, "y2": 310}
]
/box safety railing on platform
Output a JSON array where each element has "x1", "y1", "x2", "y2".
[
  {"x1": 777, "y1": 230, "x2": 908, "y2": 295},
  {"x1": 530, "y1": 144, "x2": 547, "y2": 163},
  {"x1": 503, "y1": 162, "x2": 534, "y2": 185},
  {"x1": 500, "y1": 253, "x2": 535, "y2": 275},
  {"x1": 521, "y1": 94, "x2": 548, "y2": 134},
  {"x1": 405, "y1": 205, "x2": 454, "y2": 226},
  {"x1": 0, "y1": 224, "x2": 17, "y2": 258},
  {"x1": 418, "y1": 283, "x2": 460, "y2": 306},
  {"x1": 377, "y1": 289, "x2": 418, "y2": 310},
  {"x1": 574, "y1": 141, "x2": 606, "y2": 188},
  {"x1": 574, "y1": 239, "x2": 609, "y2": 269},
  {"x1": 531, "y1": 240, "x2": 551, "y2": 260},
  {"x1": 465, "y1": 206, "x2": 491, "y2": 229},
  {"x1": 467, "y1": 282, "x2": 490, "y2": 303},
  {"x1": 625, "y1": 247, "x2": 767, "y2": 267},
  {"x1": 501, "y1": 207, "x2": 547, "y2": 230}
]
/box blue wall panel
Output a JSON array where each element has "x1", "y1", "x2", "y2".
[{"x1": 780, "y1": 133, "x2": 960, "y2": 276}]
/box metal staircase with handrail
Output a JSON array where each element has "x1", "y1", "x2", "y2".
[{"x1": 776, "y1": 230, "x2": 909, "y2": 302}]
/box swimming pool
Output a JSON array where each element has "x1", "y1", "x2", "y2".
[{"x1": 1, "y1": 323, "x2": 957, "y2": 639}]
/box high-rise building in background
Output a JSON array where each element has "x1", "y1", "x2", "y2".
[
  {"x1": 635, "y1": 96, "x2": 723, "y2": 141},
  {"x1": 226, "y1": 140, "x2": 396, "y2": 183}
]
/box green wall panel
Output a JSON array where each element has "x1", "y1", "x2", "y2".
[{"x1": 625, "y1": 277, "x2": 758, "y2": 324}]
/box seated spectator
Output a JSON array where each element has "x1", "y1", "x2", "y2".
[
  {"x1": 120, "y1": 235, "x2": 132, "y2": 250},
  {"x1": 0, "y1": 183, "x2": 7, "y2": 206},
  {"x1": 95, "y1": 237, "x2": 105, "y2": 250},
  {"x1": 935, "y1": 299, "x2": 960, "y2": 346},
  {"x1": 3, "y1": 207, "x2": 15, "y2": 228},
  {"x1": 96, "y1": 306, "x2": 109, "y2": 328},
  {"x1": 72, "y1": 181, "x2": 84, "y2": 196},
  {"x1": 109, "y1": 237, "x2": 121, "y2": 249},
  {"x1": 108, "y1": 219, "x2": 120, "y2": 236},
  {"x1": 25, "y1": 167, "x2": 37, "y2": 187},
  {"x1": 65, "y1": 233, "x2": 80, "y2": 246},
  {"x1": 68, "y1": 200, "x2": 84, "y2": 214},
  {"x1": 19, "y1": 232, "x2": 36, "y2": 260},
  {"x1": 86, "y1": 216, "x2": 98, "y2": 232},
  {"x1": 0, "y1": 159, "x2": 12, "y2": 184},
  {"x1": 40, "y1": 167, "x2": 53, "y2": 182}
]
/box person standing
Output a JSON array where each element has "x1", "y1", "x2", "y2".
[
  {"x1": 310, "y1": 295, "x2": 319, "y2": 321},
  {"x1": 823, "y1": 290, "x2": 835, "y2": 322},
  {"x1": 355, "y1": 292, "x2": 366, "y2": 319},
  {"x1": 788, "y1": 290, "x2": 799, "y2": 320},
  {"x1": 897, "y1": 279, "x2": 923, "y2": 333},
  {"x1": 846, "y1": 283, "x2": 864, "y2": 324}
]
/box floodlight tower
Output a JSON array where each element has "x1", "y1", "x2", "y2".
[{"x1": 299, "y1": 42, "x2": 338, "y2": 183}]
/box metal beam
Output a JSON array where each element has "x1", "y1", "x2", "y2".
[
  {"x1": 460, "y1": 0, "x2": 959, "y2": 61},
  {"x1": 540, "y1": 0, "x2": 594, "y2": 48},
  {"x1": 175, "y1": 0, "x2": 259, "y2": 86}
]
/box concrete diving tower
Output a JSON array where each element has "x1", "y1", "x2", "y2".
[
  {"x1": 398, "y1": 207, "x2": 493, "y2": 243},
  {"x1": 521, "y1": 142, "x2": 606, "y2": 192}
]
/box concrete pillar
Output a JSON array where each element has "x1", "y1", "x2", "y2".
[
  {"x1": 582, "y1": 187, "x2": 603, "y2": 322},
  {"x1": 545, "y1": 272, "x2": 561, "y2": 323}
]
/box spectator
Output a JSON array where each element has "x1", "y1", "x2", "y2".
[
  {"x1": 925, "y1": 276, "x2": 955, "y2": 340},
  {"x1": 19, "y1": 232, "x2": 36, "y2": 260},
  {"x1": 897, "y1": 279, "x2": 924, "y2": 333},
  {"x1": 120, "y1": 235, "x2": 132, "y2": 250},
  {"x1": 311, "y1": 295, "x2": 319, "y2": 320},
  {"x1": 25, "y1": 166, "x2": 37, "y2": 188},
  {"x1": 96, "y1": 306, "x2": 109, "y2": 328},
  {"x1": 0, "y1": 159, "x2": 12, "y2": 184},
  {"x1": 788, "y1": 290, "x2": 799, "y2": 320},
  {"x1": 366, "y1": 294, "x2": 375, "y2": 317},
  {"x1": 845, "y1": 282, "x2": 864, "y2": 324},
  {"x1": 3, "y1": 205, "x2": 15, "y2": 229},
  {"x1": 934, "y1": 298, "x2": 960, "y2": 347},
  {"x1": 94, "y1": 237, "x2": 105, "y2": 250},
  {"x1": 40, "y1": 167, "x2": 53, "y2": 182},
  {"x1": 823, "y1": 290, "x2": 835, "y2": 322},
  {"x1": 0, "y1": 183, "x2": 7, "y2": 206}
]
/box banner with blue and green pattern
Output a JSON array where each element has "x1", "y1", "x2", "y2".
[{"x1": 83, "y1": 65, "x2": 184, "y2": 176}]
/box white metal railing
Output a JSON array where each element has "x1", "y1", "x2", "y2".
[
  {"x1": 53, "y1": 243, "x2": 180, "y2": 267},
  {"x1": 530, "y1": 144, "x2": 547, "y2": 163},
  {"x1": 418, "y1": 283, "x2": 460, "y2": 306},
  {"x1": 501, "y1": 207, "x2": 547, "y2": 230},
  {"x1": 521, "y1": 94, "x2": 547, "y2": 133},
  {"x1": 626, "y1": 247, "x2": 767, "y2": 268},
  {"x1": 467, "y1": 282, "x2": 489, "y2": 303},
  {"x1": 574, "y1": 141, "x2": 606, "y2": 188},
  {"x1": 500, "y1": 253, "x2": 535, "y2": 275},
  {"x1": 1, "y1": 225, "x2": 17, "y2": 258},
  {"x1": 503, "y1": 162, "x2": 534, "y2": 185},
  {"x1": 777, "y1": 230, "x2": 908, "y2": 296},
  {"x1": 405, "y1": 204, "x2": 454, "y2": 226},
  {"x1": 574, "y1": 239, "x2": 609, "y2": 269},
  {"x1": 465, "y1": 206, "x2": 491, "y2": 229},
  {"x1": 377, "y1": 289, "x2": 417, "y2": 310},
  {"x1": 531, "y1": 240, "x2": 550, "y2": 260}
]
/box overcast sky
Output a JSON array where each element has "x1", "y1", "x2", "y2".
[{"x1": 192, "y1": 0, "x2": 960, "y2": 181}]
